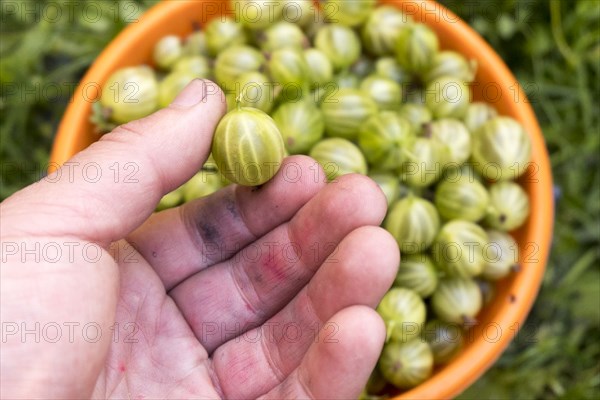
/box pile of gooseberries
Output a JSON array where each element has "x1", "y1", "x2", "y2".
[{"x1": 94, "y1": 1, "x2": 532, "y2": 396}]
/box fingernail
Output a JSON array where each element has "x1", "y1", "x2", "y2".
[{"x1": 170, "y1": 79, "x2": 208, "y2": 107}]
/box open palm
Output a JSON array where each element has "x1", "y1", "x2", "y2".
[{"x1": 1, "y1": 80, "x2": 399, "y2": 399}]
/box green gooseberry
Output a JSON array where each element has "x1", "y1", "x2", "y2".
[
  {"x1": 358, "y1": 112, "x2": 414, "y2": 170},
  {"x1": 153, "y1": 35, "x2": 183, "y2": 70},
  {"x1": 368, "y1": 172, "x2": 400, "y2": 207},
  {"x1": 394, "y1": 253, "x2": 439, "y2": 298},
  {"x1": 158, "y1": 71, "x2": 197, "y2": 108},
  {"x1": 432, "y1": 220, "x2": 488, "y2": 278},
  {"x1": 211, "y1": 107, "x2": 285, "y2": 186},
  {"x1": 471, "y1": 116, "x2": 532, "y2": 181},
  {"x1": 421, "y1": 319, "x2": 464, "y2": 365},
  {"x1": 424, "y1": 50, "x2": 477, "y2": 84},
  {"x1": 424, "y1": 118, "x2": 472, "y2": 165},
  {"x1": 214, "y1": 45, "x2": 265, "y2": 89},
  {"x1": 304, "y1": 48, "x2": 334, "y2": 88},
  {"x1": 204, "y1": 17, "x2": 247, "y2": 56},
  {"x1": 362, "y1": 5, "x2": 412, "y2": 56},
  {"x1": 272, "y1": 99, "x2": 324, "y2": 154},
  {"x1": 425, "y1": 76, "x2": 470, "y2": 119},
  {"x1": 377, "y1": 288, "x2": 426, "y2": 343},
  {"x1": 315, "y1": 24, "x2": 362, "y2": 71},
  {"x1": 398, "y1": 103, "x2": 433, "y2": 133},
  {"x1": 236, "y1": 71, "x2": 275, "y2": 113},
  {"x1": 321, "y1": 88, "x2": 378, "y2": 140},
  {"x1": 360, "y1": 74, "x2": 402, "y2": 111},
  {"x1": 267, "y1": 47, "x2": 309, "y2": 87},
  {"x1": 324, "y1": 0, "x2": 376, "y2": 27},
  {"x1": 100, "y1": 66, "x2": 159, "y2": 124},
  {"x1": 395, "y1": 23, "x2": 439, "y2": 72},
  {"x1": 172, "y1": 56, "x2": 211, "y2": 78},
  {"x1": 379, "y1": 339, "x2": 434, "y2": 389},
  {"x1": 232, "y1": 0, "x2": 282, "y2": 30},
  {"x1": 181, "y1": 170, "x2": 223, "y2": 202},
  {"x1": 374, "y1": 57, "x2": 410, "y2": 84},
  {"x1": 485, "y1": 181, "x2": 530, "y2": 231},
  {"x1": 384, "y1": 195, "x2": 440, "y2": 254},
  {"x1": 434, "y1": 174, "x2": 490, "y2": 222},
  {"x1": 182, "y1": 31, "x2": 209, "y2": 57},
  {"x1": 156, "y1": 189, "x2": 183, "y2": 211},
  {"x1": 463, "y1": 101, "x2": 498, "y2": 133},
  {"x1": 431, "y1": 277, "x2": 483, "y2": 325},
  {"x1": 259, "y1": 21, "x2": 308, "y2": 52},
  {"x1": 399, "y1": 137, "x2": 447, "y2": 188},
  {"x1": 481, "y1": 230, "x2": 520, "y2": 280},
  {"x1": 309, "y1": 138, "x2": 368, "y2": 181}
]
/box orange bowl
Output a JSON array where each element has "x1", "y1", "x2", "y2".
[{"x1": 50, "y1": 1, "x2": 554, "y2": 398}]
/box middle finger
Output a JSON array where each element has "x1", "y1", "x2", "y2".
[{"x1": 169, "y1": 174, "x2": 388, "y2": 353}]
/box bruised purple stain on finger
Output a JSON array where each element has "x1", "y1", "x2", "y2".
[
  {"x1": 223, "y1": 194, "x2": 238, "y2": 219},
  {"x1": 199, "y1": 223, "x2": 220, "y2": 243}
]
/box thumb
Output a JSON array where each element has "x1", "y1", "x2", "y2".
[{"x1": 1, "y1": 79, "x2": 226, "y2": 245}]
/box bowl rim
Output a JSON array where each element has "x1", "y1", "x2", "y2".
[{"x1": 50, "y1": 1, "x2": 554, "y2": 399}]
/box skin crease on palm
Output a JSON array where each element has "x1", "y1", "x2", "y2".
[{"x1": 0, "y1": 79, "x2": 399, "y2": 400}]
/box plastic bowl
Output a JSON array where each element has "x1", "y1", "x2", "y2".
[{"x1": 50, "y1": 1, "x2": 554, "y2": 398}]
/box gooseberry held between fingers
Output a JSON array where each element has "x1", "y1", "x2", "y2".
[{"x1": 211, "y1": 106, "x2": 285, "y2": 187}]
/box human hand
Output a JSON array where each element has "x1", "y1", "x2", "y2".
[{"x1": 0, "y1": 80, "x2": 399, "y2": 399}]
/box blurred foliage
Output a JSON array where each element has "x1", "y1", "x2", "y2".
[
  {"x1": 1, "y1": 0, "x2": 599, "y2": 398},
  {"x1": 0, "y1": 0, "x2": 159, "y2": 197}
]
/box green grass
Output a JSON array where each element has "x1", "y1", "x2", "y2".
[{"x1": 1, "y1": 1, "x2": 599, "y2": 398}]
